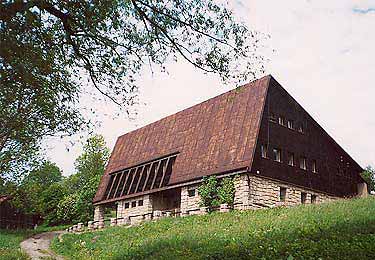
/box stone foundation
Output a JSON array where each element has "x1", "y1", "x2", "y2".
[
  {"x1": 117, "y1": 194, "x2": 153, "y2": 223},
  {"x1": 180, "y1": 184, "x2": 201, "y2": 215}
]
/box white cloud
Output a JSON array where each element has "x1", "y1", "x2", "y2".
[{"x1": 46, "y1": 0, "x2": 375, "y2": 175}]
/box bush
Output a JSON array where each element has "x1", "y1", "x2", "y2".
[
  {"x1": 198, "y1": 176, "x2": 220, "y2": 208},
  {"x1": 198, "y1": 176, "x2": 236, "y2": 208},
  {"x1": 217, "y1": 177, "x2": 235, "y2": 205}
]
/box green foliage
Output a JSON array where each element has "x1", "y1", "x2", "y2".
[
  {"x1": 0, "y1": 0, "x2": 266, "y2": 179},
  {"x1": 198, "y1": 176, "x2": 236, "y2": 207},
  {"x1": 0, "y1": 134, "x2": 109, "y2": 226},
  {"x1": 57, "y1": 135, "x2": 110, "y2": 224},
  {"x1": 0, "y1": 229, "x2": 34, "y2": 260},
  {"x1": 217, "y1": 177, "x2": 236, "y2": 205},
  {"x1": 198, "y1": 176, "x2": 220, "y2": 208},
  {"x1": 52, "y1": 197, "x2": 375, "y2": 259},
  {"x1": 361, "y1": 165, "x2": 375, "y2": 192}
]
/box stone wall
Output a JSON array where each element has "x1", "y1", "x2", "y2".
[
  {"x1": 117, "y1": 194, "x2": 153, "y2": 224},
  {"x1": 180, "y1": 184, "x2": 201, "y2": 215},
  {"x1": 94, "y1": 205, "x2": 104, "y2": 221},
  {"x1": 239, "y1": 174, "x2": 339, "y2": 209}
]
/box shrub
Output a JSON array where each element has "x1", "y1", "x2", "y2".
[
  {"x1": 217, "y1": 177, "x2": 235, "y2": 205},
  {"x1": 198, "y1": 176, "x2": 220, "y2": 208}
]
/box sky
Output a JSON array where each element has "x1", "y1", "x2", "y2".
[{"x1": 45, "y1": 0, "x2": 375, "y2": 175}]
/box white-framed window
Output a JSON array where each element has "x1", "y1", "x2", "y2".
[
  {"x1": 311, "y1": 194, "x2": 317, "y2": 204},
  {"x1": 287, "y1": 120, "x2": 294, "y2": 129},
  {"x1": 131, "y1": 201, "x2": 137, "y2": 207},
  {"x1": 288, "y1": 152, "x2": 295, "y2": 166},
  {"x1": 273, "y1": 148, "x2": 281, "y2": 162},
  {"x1": 280, "y1": 187, "x2": 287, "y2": 202},
  {"x1": 261, "y1": 145, "x2": 268, "y2": 158},
  {"x1": 312, "y1": 160, "x2": 317, "y2": 173},
  {"x1": 279, "y1": 116, "x2": 286, "y2": 126},
  {"x1": 300, "y1": 157, "x2": 307, "y2": 170},
  {"x1": 298, "y1": 124, "x2": 304, "y2": 133},
  {"x1": 188, "y1": 189, "x2": 196, "y2": 197}
]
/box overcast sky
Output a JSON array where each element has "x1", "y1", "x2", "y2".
[{"x1": 46, "y1": 0, "x2": 375, "y2": 175}]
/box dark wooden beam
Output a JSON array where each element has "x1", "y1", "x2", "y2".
[
  {"x1": 106, "y1": 173, "x2": 119, "y2": 200},
  {"x1": 151, "y1": 160, "x2": 163, "y2": 190},
  {"x1": 126, "y1": 168, "x2": 137, "y2": 195},
  {"x1": 134, "y1": 165, "x2": 146, "y2": 193},
  {"x1": 113, "y1": 170, "x2": 126, "y2": 198},
  {"x1": 120, "y1": 170, "x2": 131, "y2": 197},
  {"x1": 159, "y1": 157, "x2": 170, "y2": 188},
  {"x1": 142, "y1": 163, "x2": 153, "y2": 192}
]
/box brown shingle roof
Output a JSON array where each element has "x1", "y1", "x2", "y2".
[{"x1": 94, "y1": 75, "x2": 270, "y2": 203}]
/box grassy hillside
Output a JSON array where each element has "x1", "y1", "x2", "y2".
[
  {"x1": 52, "y1": 197, "x2": 375, "y2": 259},
  {"x1": 0, "y1": 229, "x2": 32, "y2": 260},
  {"x1": 0, "y1": 225, "x2": 69, "y2": 260}
]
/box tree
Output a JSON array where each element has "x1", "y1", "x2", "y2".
[
  {"x1": 58, "y1": 134, "x2": 110, "y2": 223},
  {"x1": 361, "y1": 166, "x2": 375, "y2": 193},
  {"x1": 0, "y1": 0, "x2": 266, "y2": 178}
]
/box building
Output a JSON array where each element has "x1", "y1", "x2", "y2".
[{"x1": 93, "y1": 75, "x2": 367, "y2": 223}]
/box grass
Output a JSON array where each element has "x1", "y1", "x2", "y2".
[
  {"x1": 51, "y1": 197, "x2": 375, "y2": 259},
  {"x1": 0, "y1": 225, "x2": 69, "y2": 260}
]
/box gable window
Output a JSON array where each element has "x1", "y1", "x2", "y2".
[
  {"x1": 300, "y1": 157, "x2": 307, "y2": 170},
  {"x1": 278, "y1": 116, "x2": 286, "y2": 126},
  {"x1": 287, "y1": 120, "x2": 294, "y2": 130},
  {"x1": 280, "y1": 187, "x2": 287, "y2": 202},
  {"x1": 188, "y1": 189, "x2": 196, "y2": 197},
  {"x1": 261, "y1": 145, "x2": 268, "y2": 158},
  {"x1": 298, "y1": 124, "x2": 304, "y2": 133},
  {"x1": 273, "y1": 148, "x2": 281, "y2": 162},
  {"x1": 311, "y1": 195, "x2": 317, "y2": 204},
  {"x1": 287, "y1": 152, "x2": 295, "y2": 166},
  {"x1": 124, "y1": 202, "x2": 129, "y2": 209},
  {"x1": 131, "y1": 201, "x2": 137, "y2": 207},
  {"x1": 301, "y1": 192, "x2": 307, "y2": 204},
  {"x1": 138, "y1": 200, "x2": 143, "y2": 206},
  {"x1": 269, "y1": 113, "x2": 277, "y2": 123},
  {"x1": 312, "y1": 160, "x2": 317, "y2": 173}
]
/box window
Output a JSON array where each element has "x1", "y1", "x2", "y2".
[
  {"x1": 287, "y1": 120, "x2": 294, "y2": 130},
  {"x1": 261, "y1": 145, "x2": 268, "y2": 158},
  {"x1": 311, "y1": 195, "x2": 317, "y2": 204},
  {"x1": 300, "y1": 157, "x2": 307, "y2": 170},
  {"x1": 298, "y1": 124, "x2": 304, "y2": 133},
  {"x1": 273, "y1": 148, "x2": 281, "y2": 162},
  {"x1": 287, "y1": 152, "x2": 295, "y2": 166},
  {"x1": 279, "y1": 116, "x2": 286, "y2": 126},
  {"x1": 312, "y1": 160, "x2": 317, "y2": 173},
  {"x1": 280, "y1": 187, "x2": 287, "y2": 202},
  {"x1": 301, "y1": 192, "x2": 307, "y2": 204},
  {"x1": 269, "y1": 113, "x2": 277, "y2": 123},
  {"x1": 138, "y1": 200, "x2": 143, "y2": 206},
  {"x1": 131, "y1": 201, "x2": 137, "y2": 207},
  {"x1": 124, "y1": 202, "x2": 129, "y2": 209},
  {"x1": 188, "y1": 189, "x2": 196, "y2": 197}
]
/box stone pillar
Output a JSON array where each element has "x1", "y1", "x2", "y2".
[
  {"x1": 98, "y1": 219, "x2": 105, "y2": 229},
  {"x1": 110, "y1": 218, "x2": 117, "y2": 227},
  {"x1": 87, "y1": 221, "x2": 94, "y2": 231},
  {"x1": 219, "y1": 204, "x2": 230, "y2": 213},
  {"x1": 144, "y1": 213, "x2": 152, "y2": 221},
  {"x1": 77, "y1": 223, "x2": 83, "y2": 232},
  {"x1": 181, "y1": 209, "x2": 188, "y2": 217},
  {"x1": 234, "y1": 174, "x2": 250, "y2": 210},
  {"x1": 357, "y1": 182, "x2": 368, "y2": 197},
  {"x1": 153, "y1": 210, "x2": 162, "y2": 220},
  {"x1": 94, "y1": 205, "x2": 105, "y2": 222},
  {"x1": 199, "y1": 206, "x2": 208, "y2": 215}
]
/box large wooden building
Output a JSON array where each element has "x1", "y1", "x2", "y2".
[{"x1": 93, "y1": 75, "x2": 367, "y2": 223}]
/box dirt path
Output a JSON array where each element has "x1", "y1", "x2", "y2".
[{"x1": 20, "y1": 231, "x2": 65, "y2": 260}]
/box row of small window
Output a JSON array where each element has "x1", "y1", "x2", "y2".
[
  {"x1": 279, "y1": 187, "x2": 318, "y2": 204},
  {"x1": 261, "y1": 145, "x2": 317, "y2": 172},
  {"x1": 270, "y1": 114, "x2": 304, "y2": 133},
  {"x1": 124, "y1": 199, "x2": 143, "y2": 209}
]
